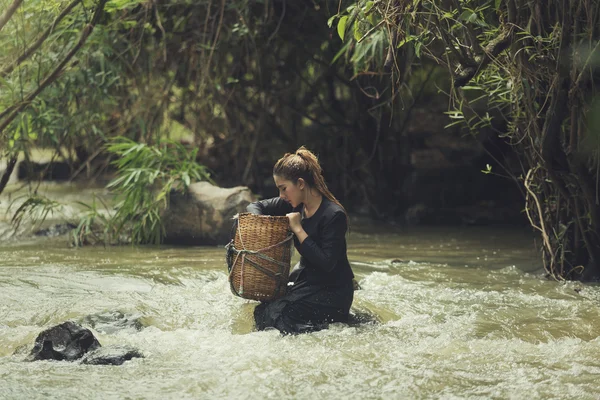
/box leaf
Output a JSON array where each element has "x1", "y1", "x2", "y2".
[
  {"x1": 444, "y1": 120, "x2": 466, "y2": 129},
  {"x1": 397, "y1": 34, "x2": 417, "y2": 48},
  {"x1": 458, "y1": 8, "x2": 488, "y2": 27},
  {"x1": 459, "y1": 10, "x2": 474, "y2": 22},
  {"x1": 331, "y1": 40, "x2": 351, "y2": 64},
  {"x1": 415, "y1": 41, "x2": 422, "y2": 58},
  {"x1": 0, "y1": 76, "x2": 13, "y2": 91},
  {"x1": 495, "y1": 0, "x2": 501, "y2": 11},
  {"x1": 337, "y1": 16, "x2": 348, "y2": 41},
  {"x1": 327, "y1": 15, "x2": 338, "y2": 28},
  {"x1": 354, "y1": 22, "x2": 362, "y2": 41}
]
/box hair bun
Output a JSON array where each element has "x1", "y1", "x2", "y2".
[
  {"x1": 295, "y1": 147, "x2": 321, "y2": 173},
  {"x1": 295, "y1": 147, "x2": 308, "y2": 157}
]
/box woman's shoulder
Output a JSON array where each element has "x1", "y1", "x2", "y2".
[
  {"x1": 322, "y1": 197, "x2": 344, "y2": 213},
  {"x1": 320, "y1": 198, "x2": 346, "y2": 221}
]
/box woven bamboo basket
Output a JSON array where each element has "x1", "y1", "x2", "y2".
[{"x1": 226, "y1": 213, "x2": 293, "y2": 301}]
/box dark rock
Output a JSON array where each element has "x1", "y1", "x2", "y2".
[
  {"x1": 28, "y1": 321, "x2": 100, "y2": 361},
  {"x1": 17, "y1": 160, "x2": 71, "y2": 181},
  {"x1": 80, "y1": 311, "x2": 144, "y2": 334},
  {"x1": 34, "y1": 223, "x2": 77, "y2": 237},
  {"x1": 347, "y1": 310, "x2": 380, "y2": 326},
  {"x1": 80, "y1": 345, "x2": 144, "y2": 365}
]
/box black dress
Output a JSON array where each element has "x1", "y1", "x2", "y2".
[{"x1": 247, "y1": 197, "x2": 355, "y2": 334}]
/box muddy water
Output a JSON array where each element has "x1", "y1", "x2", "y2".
[{"x1": 2, "y1": 219, "x2": 600, "y2": 399}]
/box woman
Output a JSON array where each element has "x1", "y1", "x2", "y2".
[{"x1": 247, "y1": 146, "x2": 354, "y2": 334}]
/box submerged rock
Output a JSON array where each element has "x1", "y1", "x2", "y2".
[
  {"x1": 81, "y1": 345, "x2": 144, "y2": 365},
  {"x1": 26, "y1": 321, "x2": 143, "y2": 365},
  {"x1": 27, "y1": 321, "x2": 100, "y2": 361},
  {"x1": 80, "y1": 311, "x2": 144, "y2": 334},
  {"x1": 34, "y1": 223, "x2": 77, "y2": 237},
  {"x1": 162, "y1": 181, "x2": 255, "y2": 245},
  {"x1": 347, "y1": 310, "x2": 380, "y2": 326}
]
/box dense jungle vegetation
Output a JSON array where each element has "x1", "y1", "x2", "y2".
[{"x1": 0, "y1": 0, "x2": 599, "y2": 281}]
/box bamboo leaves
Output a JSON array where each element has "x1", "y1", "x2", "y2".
[{"x1": 85, "y1": 137, "x2": 213, "y2": 245}]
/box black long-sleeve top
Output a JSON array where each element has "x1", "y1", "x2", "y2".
[{"x1": 246, "y1": 197, "x2": 354, "y2": 288}]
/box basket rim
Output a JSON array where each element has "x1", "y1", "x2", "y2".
[{"x1": 237, "y1": 212, "x2": 290, "y2": 220}]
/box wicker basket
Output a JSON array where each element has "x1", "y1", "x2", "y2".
[{"x1": 226, "y1": 213, "x2": 293, "y2": 301}]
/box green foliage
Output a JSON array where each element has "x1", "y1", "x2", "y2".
[
  {"x1": 7, "y1": 194, "x2": 63, "y2": 234},
  {"x1": 331, "y1": 1, "x2": 390, "y2": 75},
  {"x1": 1, "y1": 0, "x2": 218, "y2": 245},
  {"x1": 72, "y1": 195, "x2": 117, "y2": 247},
  {"x1": 73, "y1": 137, "x2": 212, "y2": 246},
  {"x1": 340, "y1": 0, "x2": 600, "y2": 279}
]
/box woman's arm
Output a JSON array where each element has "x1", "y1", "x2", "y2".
[
  {"x1": 297, "y1": 211, "x2": 347, "y2": 272},
  {"x1": 246, "y1": 197, "x2": 293, "y2": 216}
]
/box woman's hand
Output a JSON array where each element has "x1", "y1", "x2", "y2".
[
  {"x1": 286, "y1": 212, "x2": 302, "y2": 234},
  {"x1": 286, "y1": 212, "x2": 308, "y2": 243}
]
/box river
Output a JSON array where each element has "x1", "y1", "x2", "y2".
[{"x1": 1, "y1": 185, "x2": 600, "y2": 398}]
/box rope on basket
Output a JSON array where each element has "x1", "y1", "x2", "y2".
[{"x1": 225, "y1": 219, "x2": 293, "y2": 298}]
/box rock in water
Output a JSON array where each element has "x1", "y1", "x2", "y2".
[
  {"x1": 17, "y1": 160, "x2": 71, "y2": 181},
  {"x1": 162, "y1": 181, "x2": 256, "y2": 245},
  {"x1": 34, "y1": 223, "x2": 77, "y2": 237},
  {"x1": 80, "y1": 311, "x2": 144, "y2": 334},
  {"x1": 28, "y1": 321, "x2": 101, "y2": 361},
  {"x1": 81, "y1": 345, "x2": 144, "y2": 365}
]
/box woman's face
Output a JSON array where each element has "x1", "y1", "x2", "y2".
[{"x1": 273, "y1": 175, "x2": 304, "y2": 208}]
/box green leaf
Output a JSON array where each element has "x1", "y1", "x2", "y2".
[
  {"x1": 495, "y1": 0, "x2": 501, "y2": 11},
  {"x1": 459, "y1": 10, "x2": 475, "y2": 23},
  {"x1": 354, "y1": 22, "x2": 362, "y2": 41},
  {"x1": 337, "y1": 16, "x2": 348, "y2": 41},
  {"x1": 397, "y1": 34, "x2": 417, "y2": 48},
  {"x1": 331, "y1": 40, "x2": 351, "y2": 65},
  {"x1": 182, "y1": 172, "x2": 190, "y2": 187},
  {"x1": 0, "y1": 76, "x2": 13, "y2": 91},
  {"x1": 481, "y1": 164, "x2": 493, "y2": 174},
  {"x1": 327, "y1": 15, "x2": 338, "y2": 28}
]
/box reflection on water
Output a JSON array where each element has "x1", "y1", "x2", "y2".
[{"x1": 2, "y1": 223, "x2": 600, "y2": 399}]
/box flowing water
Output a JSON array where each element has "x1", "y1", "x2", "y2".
[{"x1": 2, "y1": 203, "x2": 600, "y2": 399}]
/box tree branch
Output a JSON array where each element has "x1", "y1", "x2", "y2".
[
  {"x1": 454, "y1": 27, "x2": 512, "y2": 87},
  {"x1": 0, "y1": 156, "x2": 18, "y2": 196},
  {"x1": 0, "y1": 0, "x2": 23, "y2": 33},
  {"x1": 1, "y1": 0, "x2": 82, "y2": 78},
  {"x1": 0, "y1": 0, "x2": 107, "y2": 136}
]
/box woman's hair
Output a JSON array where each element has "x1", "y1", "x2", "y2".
[{"x1": 273, "y1": 146, "x2": 348, "y2": 221}]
